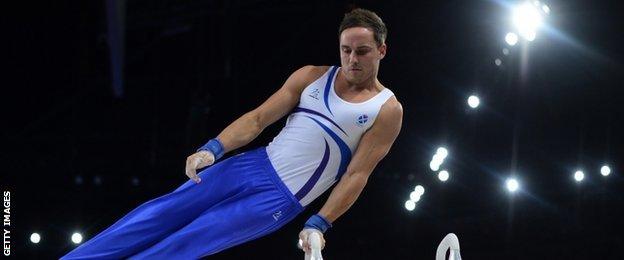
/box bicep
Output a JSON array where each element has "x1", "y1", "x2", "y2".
[
  {"x1": 345, "y1": 98, "x2": 403, "y2": 177},
  {"x1": 253, "y1": 65, "x2": 320, "y2": 129}
]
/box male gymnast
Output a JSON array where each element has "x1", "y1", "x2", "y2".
[{"x1": 61, "y1": 8, "x2": 403, "y2": 259}]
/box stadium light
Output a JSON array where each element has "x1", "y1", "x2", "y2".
[
  {"x1": 30, "y1": 233, "x2": 41, "y2": 244},
  {"x1": 438, "y1": 170, "x2": 450, "y2": 182},
  {"x1": 467, "y1": 95, "x2": 480, "y2": 108},
  {"x1": 405, "y1": 200, "x2": 416, "y2": 211},
  {"x1": 506, "y1": 178, "x2": 519, "y2": 192},
  {"x1": 414, "y1": 185, "x2": 425, "y2": 196},
  {"x1": 512, "y1": 2, "x2": 543, "y2": 41},
  {"x1": 71, "y1": 232, "x2": 83, "y2": 244},
  {"x1": 574, "y1": 170, "x2": 585, "y2": 182},
  {"x1": 505, "y1": 32, "x2": 519, "y2": 46},
  {"x1": 600, "y1": 165, "x2": 611, "y2": 176}
]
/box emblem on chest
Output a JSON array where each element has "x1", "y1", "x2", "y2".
[
  {"x1": 308, "y1": 88, "x2": 320, "y2": 100},
  {"x1": 356, "y1": 114, "x2": 369, "y2": 127}
]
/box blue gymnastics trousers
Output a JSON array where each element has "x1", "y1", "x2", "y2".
[{"x1": 61, "y1": 147, "x2": 305, "y2": 259}]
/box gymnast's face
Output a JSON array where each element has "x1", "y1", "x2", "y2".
[{"x1": 339, "y1": 27, "x2": 386, "y2": 85}]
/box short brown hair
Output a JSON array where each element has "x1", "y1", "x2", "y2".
[{"x1": 338, "y1": 8, "x2": 387, "y2": 46}]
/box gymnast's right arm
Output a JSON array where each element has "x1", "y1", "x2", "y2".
[{"x1": 184, "y1": 65, "x2": 323, "y2": 183}]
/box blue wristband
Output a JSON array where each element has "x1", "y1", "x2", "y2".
[
  {"x1": 197, "y1": 138, "x2": 225, "y2": 160},
  {"x1": 304, "y1": 214, "x2": 332, "y2": 233}
]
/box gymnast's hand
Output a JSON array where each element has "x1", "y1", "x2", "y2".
[
  {"x1": 298, "y1": 228, "x2": 325, "y2": 254},
  {"x1": 185, "y1": 151, "x2": 215, "y2": 184}
]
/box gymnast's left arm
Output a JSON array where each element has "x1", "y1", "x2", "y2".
[{"x1": 299, "y1": 97, "x2": 403, "y2": 251}]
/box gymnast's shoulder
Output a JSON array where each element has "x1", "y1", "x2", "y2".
[{"x1": 286, "y1": 65, "x2": 331, "y2": 88}]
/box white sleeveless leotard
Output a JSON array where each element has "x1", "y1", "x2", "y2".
[{"x1": 266, "y1": 66, "x2": 395, "y2": 206}]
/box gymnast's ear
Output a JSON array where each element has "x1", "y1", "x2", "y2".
[{"x1": 378, "y1": 43, "x2": 387, "y2": 59}]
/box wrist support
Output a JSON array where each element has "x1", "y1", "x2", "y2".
[
  {"x1": 304, "y1": 214, "x2": 332, "y2": 233},
  {"x1": 197, "y1": 138, "x2": 225, "y2": 160}
]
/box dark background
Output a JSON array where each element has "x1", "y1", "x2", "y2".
[{"x1": 3, "y1": 0, "x2": 623, "y2": 259}]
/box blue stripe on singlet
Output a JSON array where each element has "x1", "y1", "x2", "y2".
[
  {"x1": 323, "y1": 66, "x2": 338, "y2": 116},
  {"x1": 292, "y1": 107, "x2": 348, "y2": 137},
  {"x1": 304, "y1": 116, "x2": 352, "y2": 181},
  {"x1": 294, "y1": 139, "x2": 330, "y2": 200}
]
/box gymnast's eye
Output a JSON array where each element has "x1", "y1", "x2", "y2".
[
  {"x1": 355, "y1": 50, "x2": 369, "y2": 56},
  {"x1": 342, "y1": 48, "x2": 351, "y2": 54}
]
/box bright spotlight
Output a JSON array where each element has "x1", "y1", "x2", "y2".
[
  {"x1": 495, "y1": 58, "x2": 502, "y2": 66},
  {"x1": 438, "y1": 170, "x2": 450, "y2": 182},
  {"x1": 574, "y1": 170, "x2": 585, "y2": 182},
  {"x1": 430, "y1": 152, "x2": 446, "y2": 171},
  {"x1": 432, "y1": 153, "x2": 445, "y2": 163},
  {"x1": 414, "y1": 185, "x2": 425, "y2": 196},
  {"x1": 429, "y1": 160, "x2": 441, "y2": 171},
  {"x1": 542, "y1": 4, "x2": 550, "y2": 14},
  {"x1": 71, "y1": 232, "x2": 83, "y2": 244},
  {"x1": 436, "y1": 147, "x2": 448, "y2": 158},
  {"x1": 30, "y1": 233, "x2": 41, "y2": 244},
  {"x1": 505, "y1": 32, "x2": 519, "y2": 46},
  {"x1": 600, "y1": 165, "x2": 611, "y2": 176},
  {"x1": 467, "y1": 95, "x2": 480, "y2": 108},
  {"x1": 405, "y1": 200, "x2": 416, "y2": 211},
  {"x1": 506, "y1": 178, "x2": 519, "y2": 192},
  {"x1": 512, "y1": 2, "x2": 543, "y2": 41},
  {"x1": 409, "y1": 191, "x2": 422, "y2": 202}
]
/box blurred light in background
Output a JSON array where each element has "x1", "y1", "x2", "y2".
[
  {"x1": 506, "y1": 178, "x2": 519, "y2": 192},
  {"x1": 414, "y1": 185, "x2": 425, "y2": 196},
  {"x1": 574, "y1": 170, "x2": 585, "y2": 182},
  {"x1": 505, "y1": 32, "x2": 519, "y2": 46},
  {"x1": 404, "y1": 200, "x2": 416, "y2": 211},
  {"x1": 468, "y1": 95, "x2": 480, "y2": 108},
  {"x1": 512, "y1": 2, "x2": 543, "y2": 41},
  {"x1": 437, "y1": 147, "x2": 449, "y2": 158},
  {"x1": 438, "y1": 170, "x2": 450, "y2": 182},
  {"x1": 71, "y1": 232, "x2": 83, "y2": 244},
  {"x1": 410, "y1": 191, "x2": 422, "y2": 202},
  {"x1": 30, "y1": 233, "x2": 41, "y2": 244},
  {"x1": 600, "y1": 165, "x2": 611, "y2": 176},
  {"x1": 430, "y1": 147, "x2": 448, "y2": 171}
]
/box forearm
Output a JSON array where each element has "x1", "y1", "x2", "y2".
[
  {"x1": 318, "y1": 172, "x2": 369, "y2": 223},
  {"x1": 215, "y1": 111, "x2": 263, "y2": 154}
]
